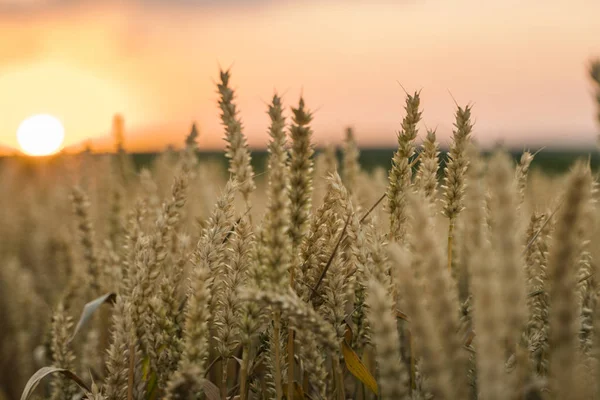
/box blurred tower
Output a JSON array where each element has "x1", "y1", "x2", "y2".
[
  {"x1": 111, "y1": 113, "x2": 134, "y2": 184},
  {"x1": 590, "y1": 60, "x2": 600, "y2": 145},
  {"x1": 112, "y1": 114, "x2": 125, "y2": 154}
]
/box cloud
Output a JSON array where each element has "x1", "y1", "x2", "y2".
[
  {"x1": 0, "y1": 0, "x2": 278, "y2": 64},
  {"x1": 0, "y1": 0, "x2": 275, "y2": 13},
  {"x1": 0, "y1": 0, "x2": 75, "y2": 13}
]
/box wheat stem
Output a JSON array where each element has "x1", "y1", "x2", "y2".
[
  {"x1": 239, "y1": 344, "x2": 250, "y2": 400},
  {"x1": 273, "y1": 311, "x2": 283, "y2": 400},
  {"x1": 220, "y1": 358, "x2": 228, "y2": 400},
  {"x1": 333, "y1": 356, "x2": 345, "y2": 400},
  {"x1": 287, "y1": 328, "x2": 295, "y2": 400},
  {"x1": 447, "y1": 219, "x2": 455, "y2": 272}
]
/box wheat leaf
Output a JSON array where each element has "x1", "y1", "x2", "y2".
[
  {"x1": 202, "y1": 379, "x2": 221, "y2": 400},
  {"x1": 20, "y1": 366, "x2": 90, "y2": 400},
  {"x1": 69, "y1": 292, "x2": 116, "y2": 342}
]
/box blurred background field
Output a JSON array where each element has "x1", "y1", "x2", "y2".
[
  {"x1": 3, "y1": 147, "x2": 599, "y2": 175},
  {"x1": 132, "y1": 148, "x2": 600, "y2": 175}
]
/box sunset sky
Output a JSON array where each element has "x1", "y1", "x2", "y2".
[{"x1": 0, "y1": 0, "x2": 599, "y2": 154}]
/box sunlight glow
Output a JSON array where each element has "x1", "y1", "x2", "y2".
[{"x1": 16, "y1": 114, "x2": 65, "y2": 156}]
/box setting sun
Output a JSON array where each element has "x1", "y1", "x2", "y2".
[{"x1": 16, "y1": 114, "x2": 65, "y2": 156}]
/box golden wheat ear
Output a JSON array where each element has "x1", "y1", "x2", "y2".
[
  {"x1": 386, "y1": 90, "x2": 422, "y2": 243},
  {"x1": 217, "y1": 68, "x2": 255, "y2": 212},
  {"x1": 442, "y1": 104, "x2": 473, "y2": 274},
  {"x1": 415, "y1": 128, "x2": 440, "y2": 207}
]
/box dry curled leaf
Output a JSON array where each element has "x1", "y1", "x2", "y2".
[
  {"x1": 344, "y1": 324, "x2": 353, "y2": 343},
  {"x1": 396, "y1": 310, "x2": 409, "y2": 321},
  {"x1": 341, "y1": 340, "x2": 378, "y2": 395}
]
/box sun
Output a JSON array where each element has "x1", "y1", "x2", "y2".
[{"x1": 16, "y1": 114, "x2": 65, "y2": 156}]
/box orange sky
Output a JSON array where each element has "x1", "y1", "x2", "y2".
[{"x1": 0, "y1": 0, "x2": 599, "y2": 154}]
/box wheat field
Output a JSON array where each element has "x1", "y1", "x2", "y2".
[{"x1": 1, "y1": 66, "x2": 600, "y2": 400}]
